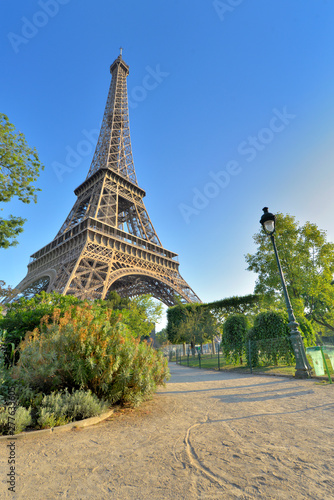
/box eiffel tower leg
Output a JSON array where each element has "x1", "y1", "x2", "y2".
[
  {"x1": 48, "y1": 260, "x2": 80, "y2": 295},
  {"x1": 101, "y1": 261, "x2": 114, "y2": 300},
  {"x1": 62, "y1": 250, "x2": 87, "y2": 296}
]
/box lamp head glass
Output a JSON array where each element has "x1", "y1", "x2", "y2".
[{"x1": 260, "y1": 207, "x2": 276, "y2": 235}]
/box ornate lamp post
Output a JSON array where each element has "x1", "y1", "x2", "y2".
[{"x1": 259, "y1": 207, "x2": 312, "y2": 379}]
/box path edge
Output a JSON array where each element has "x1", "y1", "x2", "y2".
[{"x1": 0, "y1": 408, "x2": 114, "y2": 441}]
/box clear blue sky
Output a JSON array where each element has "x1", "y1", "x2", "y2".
[{"x1": 1, "y1": 1, "x2": 334, "y2": 329}]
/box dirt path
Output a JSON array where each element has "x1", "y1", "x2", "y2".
[{"x1": 1, "y1": 363, "x2": 333, "y2": 499}]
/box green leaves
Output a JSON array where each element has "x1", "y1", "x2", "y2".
[
  {"x1": 249, "y1": 311, "x2": 293, "y2": 366},
  {"x1": 167, "y1": 295, "x2": 259, "y2": 344},
  {"x1": 222, "y1": 314, "x2": 249, "y2": 364},
  {"x1": 167, "y1": 304, "x2": 219, "y2": 345},
  {"x1": 0, "y1": 216, "x2": 25, "y2": 248},
  {"x1": 0, "y1": 113, "x2": 44, "y2": 248}
]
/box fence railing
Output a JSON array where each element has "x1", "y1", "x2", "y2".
[{"x1": 162, "y1": 338, "x2": 334, "y2": 380}]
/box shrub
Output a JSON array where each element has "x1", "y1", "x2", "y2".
[
  {"x1": 222, "y1": 314, "x2": 249, "y2": 364},
  {"x1": 245, "y1": 327, "x2": 259, "y2": 367},
  {"x1": 0, "y1": 330, "x2": 17, "y2": 406},
  {"x1": 12, "y1": 304, "x2": 169, "y2": 407},
  {"x1": 37, "y1": 389, "x2": 108, "y2": 429},
  {"x1": 0, "y1": 406, "x2": 32, "y2": 435},
  {"x1": 250, "y1": 311, "x2": 293, "y2": 366}
]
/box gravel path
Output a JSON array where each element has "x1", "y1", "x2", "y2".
[{"x1": 1, "y1": 363, "x2": 333, "y2": 499}]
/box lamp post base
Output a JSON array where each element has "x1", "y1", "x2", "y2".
[
  {"x1": 294, "y1": 367, "x2": 312, "y2": 379},
  {"x1": 290, "y1": 326, "x2": 313, "y2": 379}
]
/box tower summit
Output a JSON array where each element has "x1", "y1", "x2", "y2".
[{"x1": 13, "y1": 53, "x2": 201, "y2": 306}]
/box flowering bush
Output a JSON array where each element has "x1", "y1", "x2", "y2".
[{"x1": 12, "y1": 304, "x2": 169, "y2": 407}]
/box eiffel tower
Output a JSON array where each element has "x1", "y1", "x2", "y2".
[{"x1": 13, "y1": 51, "x2": 200, "y2": 307}]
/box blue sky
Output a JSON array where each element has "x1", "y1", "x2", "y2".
[{"x1": 1, "y1": 1, "x2": 334, "y2": 329}]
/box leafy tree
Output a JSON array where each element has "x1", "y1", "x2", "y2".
[
  {"x1": 155, "y1": 328, "x2": 168, "y2": 346},
  {"x1": 296, "y1": 316, "x2": 316, "y2": 347},
  {"x1": 0, "y1": 280, "x2": 17, "y2": 303},
  {"x1": 167, "y1": 304, "x2": 219, "y2": 349},
  {"x1": 245, "y1": 213, "x2": 334, "y2": 332},
  {"x1": 167, "y1": 303, "x2": 197, "y2": 343},
  {"x1": 119, "y1": 295, "x2": 163, "y2": 339},
  {"x1": 222, "y1": 314, "x2": 249, "y2": 364},
  {"x1": 104, "y1": 291, "x2": 131, "y2": 310},
  {"x1": 0, "y1": 114, "x2": 44, "y2": 248}
]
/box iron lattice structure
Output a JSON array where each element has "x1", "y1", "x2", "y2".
[{"x1": 13, "y1": 53, "x2": 201, "y2": 307}]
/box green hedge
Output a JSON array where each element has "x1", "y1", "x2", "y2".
[
  {"x1": 247, "y1": 311, "x2": 293, "y2": 366},
  {"x1": 222, "y1": 314, "x2": 249, "y2": 364}
]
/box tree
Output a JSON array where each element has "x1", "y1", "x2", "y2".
[
  {"x1": 117, "y1": 295, "x2": 163, "y2": 339},
  {"x1": 167, "y1": 304, "x2": 219, "y2": 349},
  {"x1": 0, "y1": 280, "x2": 17, "y2": 303},
  {"x1": 155, "y1": 328, "x2": 168, "y2": 346},
  {"x1": 0, "y1": 114, "x2": 44, "y2": 248},
  {"x1": 245, "y1": 213, "x2": 334, "y2": 332}
]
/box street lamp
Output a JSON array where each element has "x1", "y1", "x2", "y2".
[{"x1": 259, "y1": 207, "x2": 312, "y2": 379}]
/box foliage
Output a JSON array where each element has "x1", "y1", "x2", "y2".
[
  {"x1": 0, "y1": 292, "x2": 82, "y2": 363},
  {"x1": 0, "y1": 405, "x2": 32, "y2": 435},
  {"x1": 11, "y1": 304, "x2": 169, "y2": 407},
  {"x1": 167, "y1": 303, "x2": 219, "y2": 346},
  {"x1": 0, "y1": 330, "x2": 16, "y2": 406},
  {"x1": 167, "y1": 295, "x2": 260, "y2": 343},
  {"x1": 104, "y1": 291, "x2": 131, "y2": 310},
  {"x1": 118, "y1": 295, "x2": 163, "y2": 339},
  {"x1": 37, "y1": 389, "x2": 108, "y2": 429},
  {"x1": 155, "y1": 328, "x2": 168, "y2": 346},
  {"x1": 249, "y1": 311, "x2": 293, "y2": 366},
  {"x1": 0, "y1": 280, "x2": 17, "y2": 303},
  {"x1": 0, "y1": 113, "x2": 44, "y2": 248},
  {"x1": 0, "y1": 385, "x2": 108, "y2": 433},
  {"x1": 222, "y1": 314, "x2": 249, "y2": 364},
  {"x1": 296, "y1": 316, "x2": 316, "y2": 347},
  {"x1": 246, "y1": 213, "x2": 334, "y2": 332},
  {"x1": 245, "y1": 328, "x2": 258, "y2": 368},
  {"x1": 167, "y1": 303, "x2": 198, "y2": 343},
  {"x1": 204, "y1": 294, "x2": 261, "y2": 322},
  {"x1": 2, "y1": 292, "x2": 161, "y2": 350}
]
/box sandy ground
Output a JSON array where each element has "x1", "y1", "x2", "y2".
[{"x1": 0, "y1": 363, "x2": 333, "y2": 499}]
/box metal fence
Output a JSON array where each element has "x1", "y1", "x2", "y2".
[{"x1": 162, "y1": 337, "x2": 334, "y2": 380}]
